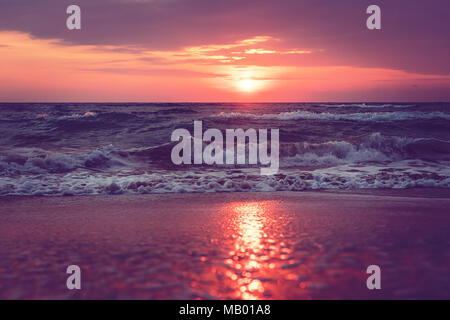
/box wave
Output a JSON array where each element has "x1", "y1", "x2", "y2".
[
  {"x1": 0, "y1": 145, "x2": 125, "y2": 175},
  {"x1": 2, "y1": 134, "x2": 449, "y2": 176},
  {"x1": 154, "y1": 107, "x2": 198, "y2": 114},
  {"x1": 279, "y1": 133, "x2": 450, "y2": 167},
  {"x1": 318, "y1": 103, "x2": 414, "y2": 108},
  {"x1": 1, "y1": 162, "x2": 449, "y2": 196},
  {"x1": 56, "y1": 111, "x2": 98, "y2": 120},
  {"x1": 36, "y1": 111, "x2": 145, "y2": 123},
  {"x1": 1, "y1": 131, "x2": 450, "y2": 196},
  {"x1": 214, "y1": 110, "x2": 450, "y2": 122},
  {"x1": 45, "y1": 108, "x2": 196, "y2": 122}
]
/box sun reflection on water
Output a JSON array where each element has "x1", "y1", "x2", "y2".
[{"x1": 222, "y1": 201, "x2": 283, "y2": 299}]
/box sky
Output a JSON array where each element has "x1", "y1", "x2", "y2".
[{"x1": 0, "y1": 0, "x2": 449, "y2": 102}]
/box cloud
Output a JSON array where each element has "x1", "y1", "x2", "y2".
[
  {"x1": 78, "y1": 67, "x2": 226, "y2": 78},
  {"x1": 0, "y1": 0, "x2": 449, "y2": 75}
]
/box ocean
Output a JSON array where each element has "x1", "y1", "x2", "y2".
[{"x1": 1, "y1": 102, "x2": 449, "y2": 196}]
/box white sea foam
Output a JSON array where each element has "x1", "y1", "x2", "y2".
[
  {"x1": 214, "y1": 110, "x2": 450, "y2": 122},
  {"x1": 279, "y1": 133, "x2": 450, "y2": 166},
  {"x1": 1, "y1": 160, "x2": 449, "y2": 196},
  {"x1": 318, "y1": 103, "x2": 414, "y2": 108},
  {"x1": 57, "y1": 111, "x2": 98, "y2": 120},
  {"x1": 1, "y1": 133, "x2": 449, "y2": 196},
  {"x1": 0, "y1": 145, "x2": 122, "y2": 175},
  {"x1": 1, "y1": 133, "x2": 449, "y2": 174}
]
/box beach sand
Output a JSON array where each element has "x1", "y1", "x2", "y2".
[{"x1": 0, "y1": 189, "x2": 449, "y2": 299}]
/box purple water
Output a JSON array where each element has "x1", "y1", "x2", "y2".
[{"x1": 0, "y1": 102, "x2": 449, "y2": 195}]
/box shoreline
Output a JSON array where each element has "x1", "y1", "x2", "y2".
[
  {"x1": 0, "y1": 189, "x2": 449, "y2": 299},
  {"x1": 1, "y1": 186, "x2": 450, "y2": 200}
]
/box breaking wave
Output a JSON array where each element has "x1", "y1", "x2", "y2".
[
  {"x1": 214, "y1": 110, "x2": 450, "y2": 122},
  {"x1": 1, "y1": 134, "x2": 450, "y2": 176},
  {"x1": 1, "y1": 133, "x2": 449, "y2": 195},
  {"x1": 318, "y1": 103, "x2": 414, "y2": 108},
  {"x1": 0, "y1": 145, "x2": 125, "y2": 175},
  {"x1": 280, "y1": 133, "x2": 450, "y2": 167},
  {"x1": 1, "y1": 162, "x2": 449, "y2": 196}
]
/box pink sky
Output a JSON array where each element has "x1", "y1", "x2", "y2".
[{"x1": 0, "y1": 0, "x2": 449, "y2": 102}]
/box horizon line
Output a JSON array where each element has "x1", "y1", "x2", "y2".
[{"x1": 1, "y1": 101, "x2": 449, "y2": 104}]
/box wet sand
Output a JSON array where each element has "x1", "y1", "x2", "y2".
[{"x1": 0, "y1": 189, "x2": 449, "y2": 299}]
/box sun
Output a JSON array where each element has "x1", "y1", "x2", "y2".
[{"x1": 237, "y1": 78, "x2": 257, "y2": 92}]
